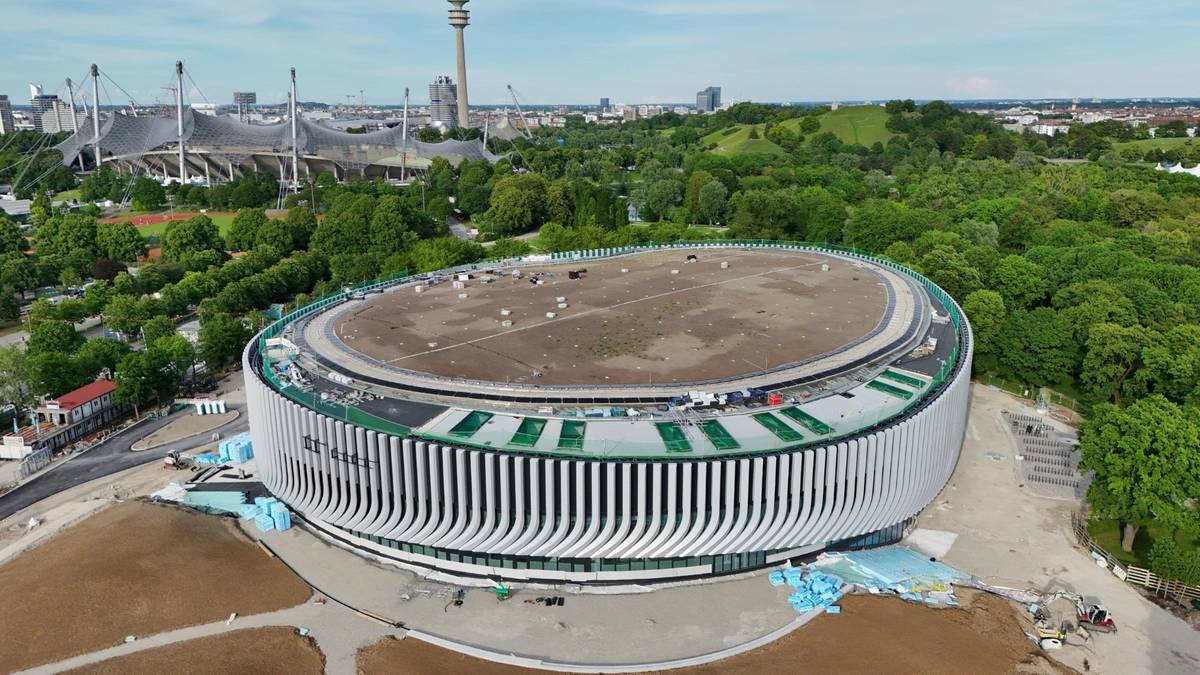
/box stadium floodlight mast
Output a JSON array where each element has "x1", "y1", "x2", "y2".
[
  {"x1": 175, "y1": 60, "x2": 187, "y2": 183},
  {"x1": 90, "y1": 64, "x2": 101, "y2": 170},
  {"x1": 290, "y1": 67, "x2": 299, "y2": 188},
  {"x1": 65, "y1": 77, "x2": 84, "y2": 171},
  {"x1": 448, "y1": 0, "x2": 470, "y2": 129}
]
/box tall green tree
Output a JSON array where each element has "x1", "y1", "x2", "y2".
[
  {"x1": 96, "y1": 220, "x2": 147, "y2": 261},
  {"x1": 1078, "y1": 395, "x2": 1200, "y2": 551}
]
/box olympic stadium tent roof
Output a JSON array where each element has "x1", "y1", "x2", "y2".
[{"x1": 56, "y1": 108, "x2": 502, "y2": 170}]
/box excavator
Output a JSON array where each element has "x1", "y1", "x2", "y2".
[
  {"x1": 163, "y1": 450, "x2": 196, "y2": 471},
  {"x1": 1032, "y1": 592, "x2": 1116, "y2": 649}
]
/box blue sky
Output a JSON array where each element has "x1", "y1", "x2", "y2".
[{"x1": 3, "y1": 1, "x2": 1196, "y2": 106}]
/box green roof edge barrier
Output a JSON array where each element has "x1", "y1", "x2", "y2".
[
  {"x1": 880, "y1": 369, "x2": 924, "y2": 388},
  {"x1": 509, "y1": 417, "x2": 547, "y2": 447},
  {"x1": 867, "y1": 380, "x2": 914, "y2": 400},
  {"x1": 779, "y1": 407, "x2": 834, "y2": 435},
  {"x1": 752, "y1": 413, "x2": 803, "y2": 442},
  {"x1": 557, "y1": 420, "x2": 586, "y2": 450},
  {"x1": 699, "y1": 419, "x2": 740, "y2": 450},
  {"x1": 655, "y1": 422, "x2": 693, "y2": 453},
  {"x1": 449, "y1": 411, "x2": 494, "y2": 438}
]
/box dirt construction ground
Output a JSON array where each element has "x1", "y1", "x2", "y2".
[
  {"x1": 334, "y1": 249, "x2": 888, "y2": 386},
  {"x1": 357, "y1": 591, "x2": 1069, "y2": 675},
  {"x1": 0, "y1": 500, "x2": 312, "y2": 673},
  {"x1": 61, "y1": 626, "x2": 324, "y2": 675}
]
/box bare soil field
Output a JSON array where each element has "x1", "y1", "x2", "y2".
[
  {"x1": 335, "y1": 249, "x2": 888, "y2": 386},
  {"x1": 62, "y1": 626, "x2": 325, "y2": 675},
  {"x1": 358, "y1": 591, "x2": 1069, "y2": 675},
  {"x1": 0, "y1": 500, "x2": 312, "y2": 673}
]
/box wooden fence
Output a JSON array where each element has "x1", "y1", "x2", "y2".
[{"x1": 1071, "y1": 512, "x2": 1200, "y2": 607}]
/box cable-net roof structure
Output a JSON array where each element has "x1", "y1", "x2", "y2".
[{"x1": 56, "y1": 108, "x2": 502, "y2": 175}]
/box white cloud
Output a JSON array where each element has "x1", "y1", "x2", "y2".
[{"x1": 944, "y1": 76, "x2": 1001, "y2": 99}]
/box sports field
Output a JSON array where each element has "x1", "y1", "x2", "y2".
[
  {"x1": 334, "y1": 249, "x2": 888, "y2": 386},
  {"x1": 99, "y1": 212, "x2": 237, "y2": 238}
]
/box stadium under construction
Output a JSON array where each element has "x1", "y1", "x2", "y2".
[{"x1": 244, "y1": 242, "x2": 973, "y2": 583}]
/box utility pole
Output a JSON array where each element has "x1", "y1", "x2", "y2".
[
  {"x1": 90, "y1": 64, "x2": 101, "y2": 170},
  {"x1": 290, "y1": 67, "x2": 299, "y2": 189},
  {"x1": 175, "y1": 60, "x2": 187, "y2": 183},
  {"x1": 400, "y1": 87, "x2": 410, "y2": 181},
  {"x1": 65, "y1": 78, "x2": 84, "y2": 171}
]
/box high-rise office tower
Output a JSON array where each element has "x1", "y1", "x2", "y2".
[
  {"x1": 430, "y1": 76, "x2": 459, "y2": 128},
  {"x1": 696, "y1": 86, "x2": 722, "y2": 113},
  {"x1": 0, "y1": 95, "x2": 14, "y2": 134}
]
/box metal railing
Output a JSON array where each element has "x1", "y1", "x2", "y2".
[{"x1": 1071, "y1": 512, "x2": 1200, "y2": 606}]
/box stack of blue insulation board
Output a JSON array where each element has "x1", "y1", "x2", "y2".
[
  {"x1": 769, "y1": 567, "x2": 845, "y2": 615},
  {"x1": 218, "y1": 432, "x2": 254, "y2": 464},
  {"x1": 182, "y1": 489, "x2": 248, "y2": 515},
  {"x1": 269, "y1": 502, "x2": 291, "y2": 531},
  {"x1": 193, "y1": 453, "x2": 223, "y2": 466},
  {"x1": 254, "y1": 512, "x2": 275, "y2": 532}
]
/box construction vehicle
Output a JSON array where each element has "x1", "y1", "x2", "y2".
[
  {"x1": 163, "y1": 450, "x2": 194, "y2": 471},
  {"x1": 1040, "y1": 591, "x2": 1117, "y2": 634},
  {"x1": 493, "y1": 582, "x2": 512, "y2": 602}
]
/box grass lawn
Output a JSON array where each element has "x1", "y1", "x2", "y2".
[
  {"x1": 53, "y1": 189, "x2": 81, "y2": 202},
  {"x1": 1086, "y1": 518, "x2": 1200, "y2": 569},
  {"x1": 1113, "y1": 137, "x2": 1198, "y2": 153},
  {"x1": 132, "y1": 213, "x2": 236, "y2": 239},
  {"x1": 700, "y1": 125, "x2": 786, "y2": 156},
  {"x1": 783, "y1": 105, "x2": 895, "y2": 147}
]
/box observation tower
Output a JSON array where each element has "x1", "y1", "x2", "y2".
[{"x1": 448, "y1": 1, "x2": 471, "y2": 129}]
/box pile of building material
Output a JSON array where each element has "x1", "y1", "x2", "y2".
[
  {"x1": 182, "y1": 488, "x2": 248, "y2": 515},
  {"x1": 219, "y1": 432, "x2": 254, "y2": 464},
  {"x1": 768, "y1": 567, "x2": 846, "y2": 615},
  {"x1": 192, "y1": 453, "x2": 225, "y2": 466},
  {"x1": 241, "y1": 496, "x2": 291, "y2": 532},
  {"x1": 809, "y1": 546, "x2": 969, "y2": 607}
]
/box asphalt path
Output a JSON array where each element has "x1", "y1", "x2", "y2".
[{"x1": 0, "y1": 404, "x2": 249, "y2": 521}]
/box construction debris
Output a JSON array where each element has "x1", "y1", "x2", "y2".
[{"x1": 768, "y1": 567, "x2": 846, "y2": 615}]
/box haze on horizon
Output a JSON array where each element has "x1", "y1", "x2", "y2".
[{"x1": 2, "y1": 0, "x2": 1194, "y2": 106}]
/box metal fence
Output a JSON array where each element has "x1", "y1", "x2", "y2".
[
  {"x1": 1071, "y1": 511, "x2": 1200, "y2": 607},
  {"x1": 17, "y1": 446, "x2": 52, "y2": 479}
]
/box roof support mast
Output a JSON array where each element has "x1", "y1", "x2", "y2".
[
  {"x1": 400, "y1": 87, "x2": 410, "y2": 181},
  {"x1": 290, "y1": 67, "x2": 299, "y2": 189},
  {"x1": 90, "y1": 64, "x2": 101, "y2": 170},
  {"x1": 65, "y1": 78, "x2": 84, "y2": 171},
  {"x1": 175, "y1": 60, "x2": 187, "y2": 183}
]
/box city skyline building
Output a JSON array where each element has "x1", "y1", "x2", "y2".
[
  {"x1": 448, "y1": 1, "x2": 470, "y2": 129},
  {"x1": 0, "y1": 95, "x2": 14, "y2": 134},
  {"x1": 600, "y1": 97, "x2": 610, "y2": 112},
  {"x1": 429, "y1": 75, "x2": 459, "y2": 128},
  {"x1": 696, "y1": 86, "x2": 721, "y2": 113},
  {"x1": 29, "y1": 83, "x2": 61, "y2": 133}
]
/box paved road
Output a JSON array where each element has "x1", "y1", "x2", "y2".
[{"x1": 0, "y1": 405, "x2": 249, "y2": 521}]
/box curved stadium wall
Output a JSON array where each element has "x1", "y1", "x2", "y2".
[{"x1": 243, "y1": 242, "x2": 973, "y2": 583}]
